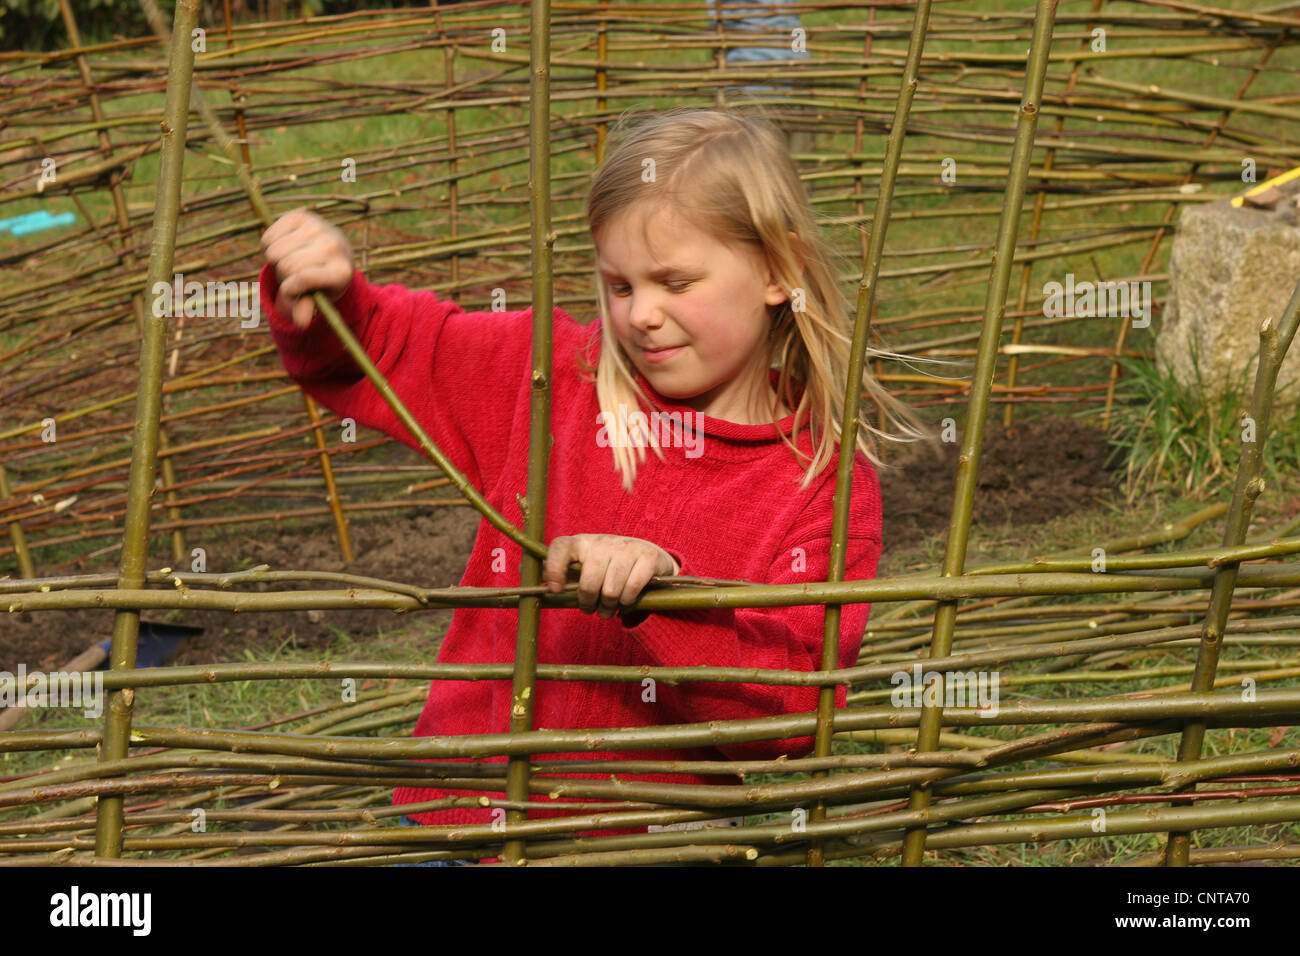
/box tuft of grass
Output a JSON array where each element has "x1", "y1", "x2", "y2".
[{"x1": 1103, "y1": 342, "x2": 1300, "y2": 506}]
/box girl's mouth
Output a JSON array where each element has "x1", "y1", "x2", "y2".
[{"x1": 642, "y1": 345, "x2": 684, "y2": 364}]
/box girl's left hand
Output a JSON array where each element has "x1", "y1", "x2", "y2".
[{"x1": 543, "y1": 534, "x2": 680, "y2": 620}]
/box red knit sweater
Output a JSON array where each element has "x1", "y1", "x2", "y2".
[{"x1": 260, "y1": 263, "x2": 882, "y2": 830}]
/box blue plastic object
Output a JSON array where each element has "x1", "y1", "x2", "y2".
[
  {"x1": 96, "y1": 621, "x2": 203, "y2": 669},
  {"x1": 0, "y1": 210, "x2": 77, "y2": 238}
]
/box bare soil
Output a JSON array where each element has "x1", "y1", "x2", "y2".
[{"x1": 879, "y1": 415, "x2": 1121, "y2": 553}]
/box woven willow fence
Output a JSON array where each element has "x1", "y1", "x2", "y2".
[{"x1": 2, "y1": 0, "x2": 1300, "y2": 866}]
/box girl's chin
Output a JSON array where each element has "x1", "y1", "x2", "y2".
[{"x1": 640, "y1": 378, "x2": 712, "y2": 411}]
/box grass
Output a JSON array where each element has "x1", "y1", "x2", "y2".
[
  {"x1": 0, "y1": 614, "x2": 449, "y2": 785},
  {"x1": 1101, "y1": 339, "x2": 1300, "y2": 506}
]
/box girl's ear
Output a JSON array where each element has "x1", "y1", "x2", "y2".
[{"x1": 763, "y1": 230, "x2": 806, "y2": 307}]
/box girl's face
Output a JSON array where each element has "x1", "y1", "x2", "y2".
[{"x1": 596, "y1": 203, "x2": 790, "y2": 424}]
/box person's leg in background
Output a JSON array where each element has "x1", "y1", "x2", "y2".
[{"x1": 707, "y1": 1, "x2": 814, "y2": 155}]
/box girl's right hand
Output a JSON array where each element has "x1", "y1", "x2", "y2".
[{"x1": 260, "y1": 208, "x2": 356, "y2": 329}]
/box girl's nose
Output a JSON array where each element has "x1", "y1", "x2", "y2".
[{"x1": 628, "y1": 293, "x2": 666, "y2": 331}]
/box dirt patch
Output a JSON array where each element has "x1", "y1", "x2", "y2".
[
  {"x1": 879, "y1": 416, "x2": 1122, "y2": 554},
  {"x1": 1, "y1": 416, "x2": 1121, "y2": 671},
  {"x1": 0, "y1": 507, "x2": 481, "y2": 674}
]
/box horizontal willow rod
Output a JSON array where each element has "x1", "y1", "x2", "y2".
[
  {"x1": 43, "y1": 845, "x2": 485, "y2": 867},
  {"x1": 0, "y1": 729, "x2": 1272, "y2": 824},
  {"x1": 0, "y1": 801, "x2": 727, "y2": 853},
  {"x1": 6, "y1": 612, "x2": 1298, "y2": 702},
  {"x1": 0, "y1": 774, "x2": 514, "y2": 810},
  {"x1": 1119, "y1": 843, "x2": 1300, "y2": 866},
  {"x1": 0, "y1": 795, "x2": 659, "y2": 833},
  {"x1": 65, "y1": 743, "x2": 1284, "y2": 863},
  {"x1": 0, "y1": 500, "x2": 466, "y2": 565},
  {"x1": 972, "y1": 536, "x2": 1300, "y2": 574},
  {"x1": 528, "y1": 783, "x2": 1137, "y2": 863},
  {"x1": 11, "y1": 565, "x2": 1300, "y2": 616},
  {"x1": 29, "y1": 689, "x2": 1287, "y2": 763},
  {"x1": 293, "y1": 765, "x2": 1196, "y2": 864},
  {"x1": 500, "y1": 845, "x2": 763, "y2": 867},
  {"x1": 25, "y1": 783, "x2": 1097, "y2": 861},
  {"x1": 934, "y1": 748, "x2": 1300, "y2": 797},
  {"x1": 911, "y1": 797, "x2": 1300, "y2": 853},
  {"x1": 753, "y1": 796, "x2": 1300, "y2": 865},
  {"x1": 0, "y1": 751, "x2": 515, "y2": 797},
  {"x1": 0, "y1": 779, "x2": 1105, "y2": 860},
  {"x1": 0, "y1": 749, "x2": 992, "y2": 804},
  {"x1": 0, "y1": 725, "x2": 1167, "y2": 811},
  {"x1": 0, "y1": 564, "x2": 740, "y2": 596}
]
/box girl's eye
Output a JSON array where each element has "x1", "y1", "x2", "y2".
[{"x1": 607, "y1": 281, "x2": 692, "y2": 296}]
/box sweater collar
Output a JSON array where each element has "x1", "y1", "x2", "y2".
[{"x1": 631, "y1": 368, "x2": 810, "y2": 445}]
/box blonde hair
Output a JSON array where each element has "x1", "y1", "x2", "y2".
[{"x1": 581, "y1": 106, "x2": 935, "y2": 492}]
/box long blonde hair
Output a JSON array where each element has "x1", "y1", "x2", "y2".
[{"x1": 582, "y1": 106, "x2": 935, "y2": 492}]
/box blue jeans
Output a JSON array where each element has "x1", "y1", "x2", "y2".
[
  {"x1": 394, "y1": 814, "x2": 476, "y2": 867},
  {"x1": 708, "y1": 0, "x2": 809, "y2": 94}
]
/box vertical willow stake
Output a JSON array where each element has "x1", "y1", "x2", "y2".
[
  {"x1": 1164, "y1": 278, "x2": 1300, "y2": 867},
  {"x1": 0, "y1": 465, "x2": 34, "y2": 578},
  {"x1": 595, "y1": 15, "x2": 608, "y2": 164},
  {"x1": 94, "y1": 0, "x2": 199, "y2": 858},
  {"x1": 900, "y1": 0, "x2": 1059, "y2": 868},
  {"x1": 303, "y1": 395, "x2": 353, "y2": 563},
  {"x1": 806, "y1": 0, "x2": 934, "y2": 869},
  {"x1": 502, "y1": 0, "x2": 554, "y2": 866}
]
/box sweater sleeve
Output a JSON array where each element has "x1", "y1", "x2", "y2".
[
  {"x1": 260, "y1": 263, "x2": 531, "y2": 494},
  {"x1": 622, "y1": 522, "x2": 880, "y2": 762}
]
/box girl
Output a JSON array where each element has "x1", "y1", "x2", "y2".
[{"x1": 259, "y1": 107, "x2": 931, "y2": 851}]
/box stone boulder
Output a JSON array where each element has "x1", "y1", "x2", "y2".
[{"x1": 1156, "y1": 188, "x2": 1300, "y2": 413}]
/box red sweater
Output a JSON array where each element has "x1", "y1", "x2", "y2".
[{"x1": 260, "y1": 264, "x2": 882, "y2": 829}]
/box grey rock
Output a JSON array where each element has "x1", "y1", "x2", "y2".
[{"x1": 1156, "y1": 192, "x2": 1300, "y2": 413}]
